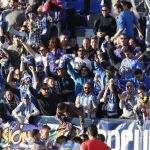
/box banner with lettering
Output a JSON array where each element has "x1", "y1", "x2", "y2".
[
  {"x1": 0, "y1": 122, "x2": 39, "y2": 149},
  {"x1": 96, "y1": 119, "x2": 150, "y2": 150},
  {"x1": 0, "y1": 118, "x2": 150, "y2": 150}
]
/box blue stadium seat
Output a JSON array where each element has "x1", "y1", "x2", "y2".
[
  {"x1": 90, "y1": 0, "x2": 102, "y2": 14},
  {"x1": 75, "y1": 14, "x2": 88, "y2": 30},
  {"x1": 57, "y1": 0, "x2": 84, "y2": 12},
  {"x1": 74, "y1": 0, "x2": 84, "y2": 12},
  {"x1": 56, "y1": 0, "x2": 80, "y2": 10},
  {"x1": 63, "y1": 0, "x2": 76, "y2": 9}
]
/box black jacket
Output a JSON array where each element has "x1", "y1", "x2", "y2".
[
  {"x1": 94, "y1": 14, "x2": 117, "y2": 37},
  {"x1": 29, "y1": 86, "x2": 60, "y2": 116}
]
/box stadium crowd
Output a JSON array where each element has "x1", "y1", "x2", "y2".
[{"x1": 0, "y1": 0, "x2": 150, "y2": 149}]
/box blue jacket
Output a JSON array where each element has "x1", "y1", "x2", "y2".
[
  {"x1": 67, "y1": 63, "x2": 93, "y2": 96},
  {"x1": 94, "y1": 62, "x2": 122, "y2": 90},
  {"x1": 120, "y1": 56, "x2": 142, "y2": 79},
  {"x1": 118, "y1": 10, "x2": 137, "y2": 37},
  {"x1": 130, "y1": 76, "x2": 150, "y2": 95}
]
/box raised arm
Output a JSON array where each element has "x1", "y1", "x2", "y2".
[
  {"x1": 21, "y1": 41, "x2": 38, "y2": 57},
  {"x1": 6, "y1": 67, "x2": 16, "y2": 89},
  {"x1": 28, "y1": 66, "x2": 39, "y2": 89},
  {"x1": 0, "y1": 47, "x2": 9, "y2": 59},
  {"x1": 29, "y1": 86, "x2": 41, "y2": 99},
  {"x1": 20, "y1": 55, "x2": 25, "y2": 72},
  {"x1": 67, "y1": 62, "x2": 78, "y2": 81}
]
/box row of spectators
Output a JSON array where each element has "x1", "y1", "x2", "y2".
[
  {"x1": 17, "y1": 124, "x2": 111, "y2": 150},
  {"x1": 0, "y1": 0, "x2": 149, "y2": 133}
]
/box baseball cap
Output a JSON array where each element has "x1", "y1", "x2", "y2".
[
  {"x1": 36, "y1": 61, "x2": 44, "y2": 67},
  {"x1": 41, "y1": 83, "x2": 49, "y2": 89},
  {"x1": 22, "y1": 94, "x2": 29, "y2": 99}
]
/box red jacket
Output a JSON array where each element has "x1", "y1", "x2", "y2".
[{"x1": 81, "y1": 138, "x2": 111, "y2": 150}]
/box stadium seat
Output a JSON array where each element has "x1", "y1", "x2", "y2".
[
  {"x1": 90, "y1": 0, "x2": 102, "y2": 14},
  {"x1": 56, "y1": 0, "x2": 84, "y2": 12},
  {"x1": 56, "y1": 0, "x2": 79, "y2": 10},
  {"x1": 74, "y1": 0, "x2": 84, "y2": 12}
]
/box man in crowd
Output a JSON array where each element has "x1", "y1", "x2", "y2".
[
  {"x1": 75, "y1": 82, "x2": 97, "y2": 118},
  {"x1": 94, "y1": 4, "x2": 117, "y2": 38},
  {"x1": 112, "y1": 3, "x2": 143, "y2": 41},
  {"x1": 29, "y1": 83, "x2": 60, "y2": 116},
  {"x1": 80, "y1": 124, "x2": 110, "y2": 150},
  {"x1": 56, "y1": 102, "x2": 84, "y2": 129}
]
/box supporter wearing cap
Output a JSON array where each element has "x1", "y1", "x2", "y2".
[
  {"x1": 12, "y1": 94, "x2": 40, "y2": 124},
  {"x1": 44, "y1": 58, "x2": 75, "y2": 102},
  {"x1": 56, "y1": 65, "x2": 75, "y2": 101},
  {"x1": 36, "y1": 61, "x2": 44, "y2": 66}
]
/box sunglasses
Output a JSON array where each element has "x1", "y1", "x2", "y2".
[
  {"x1": 84, "y1": 87, "x2": 90, "y2": 89},
  {"x1": 102, "y1": 9, "x2": 108, "y2": 12},
  {"x1": 120, "y1": 37, "x2": 127, "y2": 40},
  {"x1": 82, "y1": 69, "x2": 88, "y2": 71},
  {"x1": 43, "y1": 88, "x2": 49, "y2": 90},
  {"x1": 137, "y1": 91, "x2": 144, "y2": 94},
  {"x1": 39, "y1": 49, "x2": 46, "y2": 52},
  {"x1": 126, "y1": 86, "x2": 133, "y2": 88}
]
